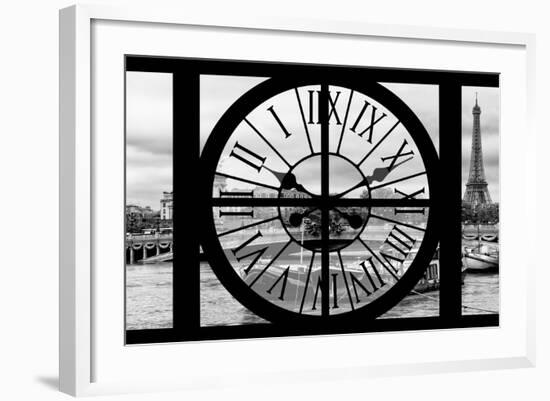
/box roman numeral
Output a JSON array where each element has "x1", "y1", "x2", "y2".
[
  {"x1": 298, "y1": 253, "x2": 315, "y2": 314},
  {"x1": 231, "y1": 231, "x2": 269, "y2": 275},
  {"x1": 385, "y1": 225, "x2": 416, "y2": 255},
  {"x1": 350, "y1": 100, "x2": 387, "y2": 143},
  {"x1": 328, "y1": 91, "x2": 342, "y2": 125},
  {"x1": 331, "y1": 273, "x2": 339, "y2": 308},
  {"x1": 394, "y1": 187, "x2": 426, "y2": 215},
  {"x1": 311, "y1": 276, "x2": 323, "y2": 311},
  {"x1": 350, "y1": 273, "x2": 371, "y2": 303},
  {"x1": 307, "y1": 90, "x2": 316, "y2": 124},
  {"x1": 394, "y1": 209, "x2": 425, "y2": 214},
  {"x1": 307, "y1": 89, "x2": 342, "y2": 125},
  {"x1": 229, "y1": 142, "x2": 266, "y2": 172},
  {"x1": 369, "y1": 171, "x2": 427, "y2": 192},
  {"x1": 358, "y1": 258, "x2": 386, "y2": 294},
  {"x1": 395, "y1": 187, "x2": 425, "y2": 200},
  {"x1": 358, "y1": 237, "x2": 400, "y2": 281},
  {"x1": 267, "y1": 106, "x2": 292, "y2": 139},
  {"x1": 218, "y1": 190, "x2": 254, "y2": 217},
  {"x1": 336, "y1": 251, "x2": 355, "y2": 310},
  {"x1": 294, "y1": 88, "x2": 314, "y2": 153},
  {"x1": 266, "y1": 266, "x2": 290, "y2": 300},
  {"x1": 380, "y1": 225, "x2": 416, "y2": 273},
  {"x1": 310, "y1": 275, "x2": 341, "y2": 311},
  {"x1": 381, "y1": 139, "x2": 414, "y2": 171}
]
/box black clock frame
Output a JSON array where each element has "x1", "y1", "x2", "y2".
[
  {"x1": 124, "y1": 56, "x2": 500, "y2": 344},
  {"x1": 201, "y1": 77, "x2": 440, "y2": 326}
]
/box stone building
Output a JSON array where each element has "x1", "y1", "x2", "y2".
[{"x1": 160, "y1": 191, "x2": 173, "y2": 220}]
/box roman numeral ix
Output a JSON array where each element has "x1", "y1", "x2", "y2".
[
  {"x1": 350, "y1": 100, "x2": 387, "y2": 143},
  {"x1": 307, "y1": 89, "x2": 342, "y2": 125}
]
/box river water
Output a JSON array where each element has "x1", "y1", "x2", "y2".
[
  {"x1": 126, "y1": 261, "x2": 499, "y2": 330},
  {"x1": 126, "y1": 263, "x2": 499, "y2": 329}
]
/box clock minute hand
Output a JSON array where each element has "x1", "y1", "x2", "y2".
[
  {"x1": 332, "y1": 207, "x2": 363, "y2": 229},
  {"x1": 335, "y1": 156, "x2": 413, "y2": 198},
  {"x1": 263, "y1": 166, "x2": 315, "y2": 196},
  {"x1": 288, "y1": 207, "x2": 319, "y2": 227}
]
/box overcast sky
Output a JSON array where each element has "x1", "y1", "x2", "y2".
[
  {"x1": 125, "y1": 72, "x2": 499, "y2": 208},
  {"x1": 126, "y1": 71, "x2": 172, "y2": 208},
  {"x1": 201, "y1": 76, "x2": 437, "y2": 198}
]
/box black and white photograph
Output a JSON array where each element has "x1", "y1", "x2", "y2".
[
  {"x1": 124, "y1": 58, "x2": 500, "y2": 344},
  {"x1": 3, "y1": 0, "x2": 545, "y2": 399}
]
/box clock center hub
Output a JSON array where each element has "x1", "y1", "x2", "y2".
[{"x1": 278, "y1": 154, "x2": 371, "y2": 252}]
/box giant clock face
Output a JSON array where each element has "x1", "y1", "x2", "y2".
[{"x1": 200, "y1": 77, "x2": 441, "y2": 326}]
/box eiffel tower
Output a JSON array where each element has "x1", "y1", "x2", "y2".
[{"x1": 463, "y1": 94, "x2": 492, "y2": 206}]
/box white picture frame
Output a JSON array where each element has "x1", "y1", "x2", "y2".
[{"x1": 59, "y1": 4, "x2": 536, "y2": 397}]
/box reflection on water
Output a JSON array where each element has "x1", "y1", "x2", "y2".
[
  {"x1": 125, "y1": 262, "x2": 499, "y2": 330},
  {"x1": 461, "y1": 273, "x2": 499, "y2": 315},
  {"x1": 200, "y1": 263, "x2": 266, "y2": 326},
  {"x1": 126, "y1": 262, "x2": 173, "y2": 330},
  {"x1": 380, "y1": 271, "x2": 499, "y2": 319}
]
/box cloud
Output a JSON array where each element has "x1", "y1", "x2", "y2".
[
  {"x1": 126, "y1": 72, "x2": 173, "y2": 208},
  {"x1": 125, "y1": 73, "x2": 500, "y2": 208},
  {"x1": 382, "y1": 83, "x2": 440, "y2": 150}
]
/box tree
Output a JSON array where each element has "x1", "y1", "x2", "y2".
[{"x1": 462, "y1": 201, "x2": 475, "y2": 223}]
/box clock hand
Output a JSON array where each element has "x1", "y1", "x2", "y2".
[
  {"x1": 334, "y1": 156, "x2": 413, "y2": 198},
  {"x1": 263, "y1": 166, "x2": 315, "y2": 197},
  {"x1": 288, "y1": 207, "x2": 318, "y2": 227},
  {"x1": 332, "y1": 207, "x2": 364, "y2": 229},
  {"x1": 365, "y1": 156, "x2": 413, "y2": 185}
]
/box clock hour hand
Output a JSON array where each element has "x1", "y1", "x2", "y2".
[
  {"x1": 263, "y1": 166, "x2": 314, "y2": 196},
  {"x1": 333, "y1": 207, "x2": 364, "y2": 229},
  {"x1": 288, "y1": 207, "x2": 318, "y2": 227},
  {"x1": 364, "y1": 156, "x2": 413, "y2": 185}
]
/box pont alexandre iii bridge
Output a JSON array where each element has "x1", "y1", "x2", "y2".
[{"x1": 126, "y1": 233, "x2": 173, "y2": 264}]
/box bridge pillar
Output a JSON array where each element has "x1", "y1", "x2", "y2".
[
  {"x1": 156, "y1": 245, "x2": 160, "y2": 256},
  {"x1": 129, "y1": 248, "x2": 134, "y2": 264},
  {"x1": 143, "y1": 247, "x2": 148, "y2": 260}
]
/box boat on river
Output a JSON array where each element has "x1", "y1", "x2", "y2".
[
  {"x1": 403, "y1": 248, "x2": 443, "y2": 294},
  {"x1": 462, "y1": 225, "x2": 499, "y2": 273},
  {"x1": 462, "y1": 233, "x2": 479, "y2": 241},
  {"x1": 481, "y1": 234, "x2": 498, "y2": 242},
  {"x1": 463, "y1": 244, "x2": 498, "y2": 273},
  {"x1": 404, "y1": 247, "x2": 467, "y2": 294}
]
